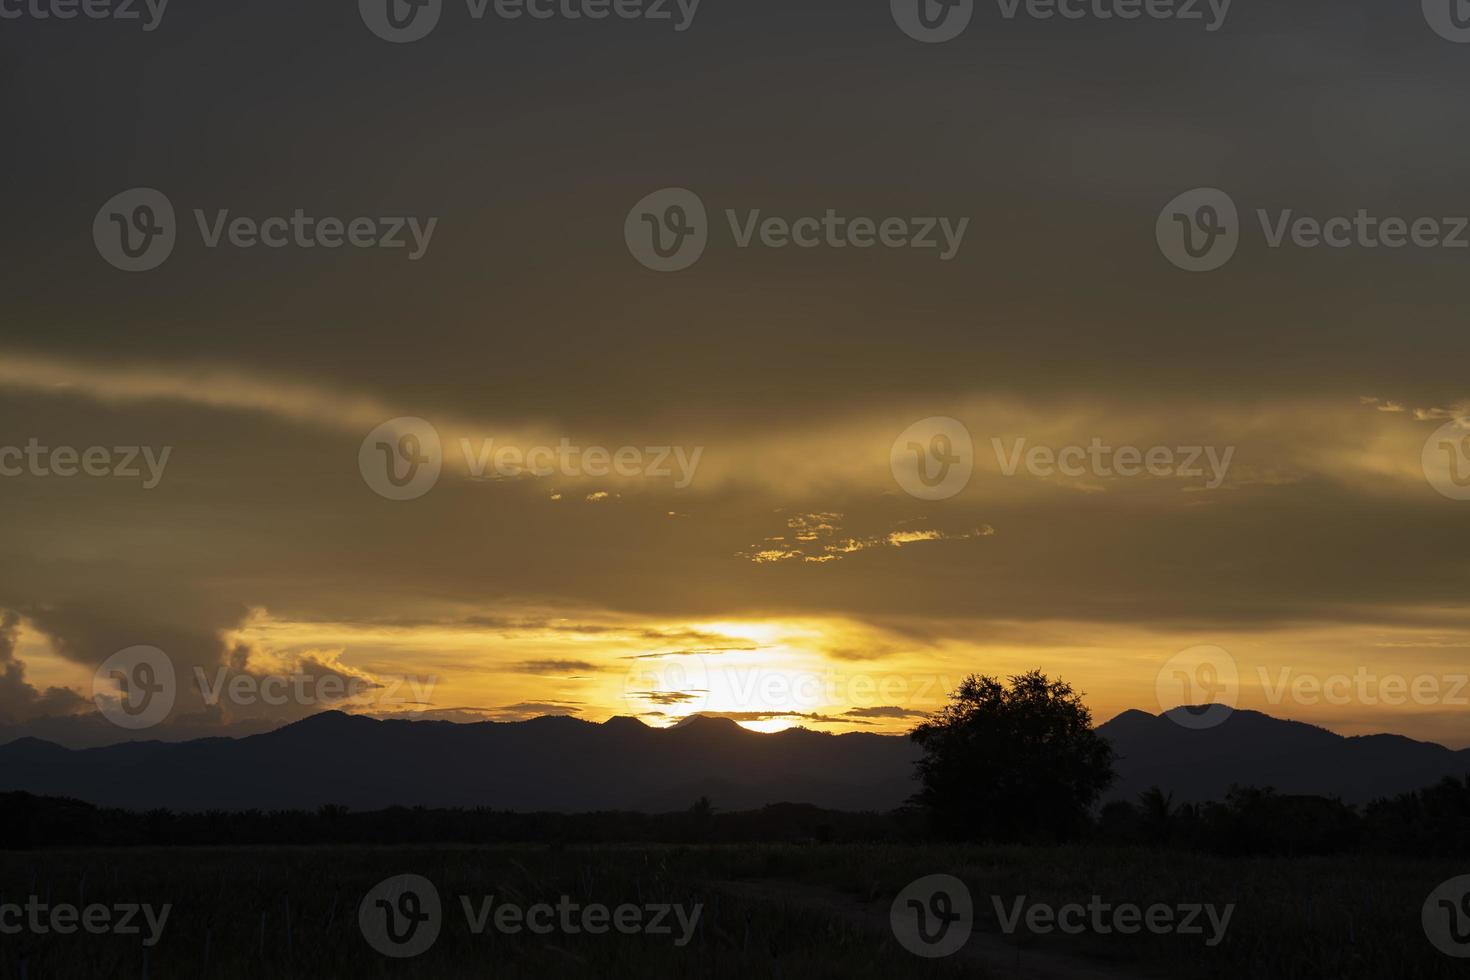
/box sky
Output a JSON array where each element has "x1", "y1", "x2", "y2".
[{"x1": 3, "y1": 0, "x2": 1470, "y2": 747}]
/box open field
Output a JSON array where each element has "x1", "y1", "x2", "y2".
[{"x1": 0, "y1": 844, "x2": 1461, "y2": 979}]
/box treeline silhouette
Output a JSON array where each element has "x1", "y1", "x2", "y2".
[
  {"x1": 0, "y1": 794, "x2": 916, "y2": 848},
  {"x1": 3, "y1": 776, "x2": 1468, "y2": 855},
  {"x1": 1098, "y1": 777, "x2": 1470, "y2": 857}
]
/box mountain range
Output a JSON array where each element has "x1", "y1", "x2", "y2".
[
  {"x1": 0, "y1": 712, "x2": 916, "y2": 813},
  {"x1": 0, "y1": 706, "x2": 1464, "y2": 812},
  {"x1": 1102, "y1": 706, "x2": 1470, "y2": 804}
]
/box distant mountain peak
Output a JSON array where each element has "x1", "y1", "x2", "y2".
[
  {"x1": 521, "y1": 714, "x2": 592, "y2": 728},
  {"x1": 3, "y1": 736, "x2": 68, "y2": 753},
  {"x1": 670, "y1": 714, "x2": 745, "y2": 732},
  {"x1": 1100, "y1": 708, "x2": 1157, "y2": 727},
  {"x1": 269, "y1": 711, "x2": 373, "y2": 736}
]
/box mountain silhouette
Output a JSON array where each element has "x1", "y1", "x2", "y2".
[
  {"x1": 0, "y1": 712, "x2": 919, "y2": 812},
  {"x1": 1098, "y1": 705, "x2": 1470, "y2": 804},
  {"x1": 0, "y1": 706, "x2": 1464, "y2": 811}
]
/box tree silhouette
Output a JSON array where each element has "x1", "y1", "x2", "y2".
[
  {"x1": 689, "y1": 795, "x2": 714, "y2": 823},
  {"x1": 1138, "y1": 786, "x2": 1176, "y2": 843},
  {"x1": 909, "y1": 671, "x2": 1116, "y2": 841}
]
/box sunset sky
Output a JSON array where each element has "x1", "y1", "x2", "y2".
[{"x1": 3, "y1": 0, "x2": 1470, "y2": 748}]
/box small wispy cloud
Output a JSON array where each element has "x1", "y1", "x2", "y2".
[
  {"x1": 742, "y1": 517, "x2": 994, "y2": 565},
  {"x1": 630, "y1": 690, "x2": 705, "y2": 706},
  {"x1": 843, "y1": 705, "x2": 929, "y2": 719},
  {"x1": 1360, "y1": 396, "x2": 1406, "y2": 413},
  {"x1": 511, "y1": 659, "x2": 605, "y2": 675},
  {"x1": 675, "y1": 710, "x2": 875, "y2": 726}
]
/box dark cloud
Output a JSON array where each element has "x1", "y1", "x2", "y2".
[
  {"x1": 679, "y1": 711, "x2": 875, "y2": 727},
  {"x1": 631, "y1": 692, "x2": 705, "y2": 706},
  {"x1": 486, "y1": 702, "x2": 585, "y2": 721},
  {"x1": 511, "y1": 660, "x2": 606, "y2": 675},
  {"x1": 0, "y1": 611, "x2": 88, "y2": 725},
  {"x1": 843, "y1": 706, "x2": 929, "y2": 720}
]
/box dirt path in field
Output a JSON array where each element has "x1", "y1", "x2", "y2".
[{"x1": 711, "y1": 879, "x2": 1143, "y2": 980}]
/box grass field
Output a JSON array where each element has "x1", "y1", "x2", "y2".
[{"x1": 0, "y1": 844, "x2": 1461, "y2": 978}]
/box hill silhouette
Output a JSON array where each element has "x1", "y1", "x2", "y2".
[
  {"x1": 0, "y1": 712, "x2": 919, "y2": 812},
  {"x1": 0, "y1": 706, "x2": 1464, "y2": 811},
  {"x1": 1099, "y1": 705, "x2": 1470, "y2": 803}
]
